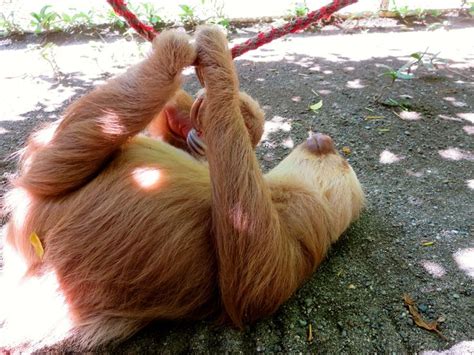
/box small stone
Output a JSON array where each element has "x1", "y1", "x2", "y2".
[
  {"x1": 419, "y1": 303, "x2": 428, "y2": 312},
  {"x1": 453, "y1": 293, "x2": 460, "y2": 299}
]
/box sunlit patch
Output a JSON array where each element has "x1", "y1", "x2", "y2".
[
  {"x1": 344, "y1": 66, "x2": 355, "y2": 71},
  {"x1": 230, "y1": 205, "x2": 250, "y2": 233},
  {"x1": 453, "y1": 248, "x2": 474, "y2": 278},
  {"x1": 0, "y1": 270, "x2": 73, "y2": 349},
  {"x1": 406, "y1": 169, "x2": 424, "y2": 177},
  {"x1": 308, "y1": 65, "x2": 320, "y2": 72},
  {"x1": 399, "y1": 111, "x2": 421, "y2": 121},
  {"x1": 317, "y1": 89, "x2": 332, "y2": 95},
  {"x1": 132, "y1": 167, "x2": 161, "y2": 190},
  {"x1": 5, "y1": 187, "x2": 33, "y2": 227},
  {"x1": 262, "y1": 116, "x2": 291, "y2": 141},
  {"x1": 346, "y1": 79, "x2": 365, "y2": 89},
  {"x1": 282, "y1": 137, "x2": 294, "y2": 149},
  {"x1": 323, "y1": 70, "x2": 333, "y2": 75},
  {"x1": 98, "y1": 112, "x2": 126, "y2": 136},
  {"x1": 0, "y1": 127, "x2": 9, "y2": 134},
  {"x1": 182, "y1": 67, "x2": 194, "y2": 76},
  {"x1": 256, "y1": 78, "x2": 265, "y2": 82},
  {"x1": 457, "y1": 112, "x2": 474, "y2": 123},
  {"x1": 467, "y1": 179, "x2": 474, "y2": 190},
  {"x1": 32, "y1": 121, "x2": 59, "y2": 146},
  {"x1": 438, "y1": 114, "x2": 462, "y2": 122},
  {"x1": 438, "y1": 147, "x2": 474, "y2": 161},
  {"x1": 463, "y1": 126, "x2": 474, "y2": 135},
  {"x1": 420, "y1": 260, "x2": 446, "y2": 278},
  {"x1": 379, "y1": 150, "x2": 404, "y2": 164},
  {"x1": 291, "y1": 96, "x2": 301, "y2": 102},
  {"x1": 443, "y1": 96, "x2": 468, "y2": 108}
]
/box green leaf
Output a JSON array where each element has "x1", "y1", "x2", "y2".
[
  {"x1": 309, "y1": 100, "x2": 323, "y2": 112},
  {"x1": 410, "y1": 52, "x2": 422, "y2": 60},
  {"x1": 395, "y1": 71, "x2": 414, "y2": 80}
]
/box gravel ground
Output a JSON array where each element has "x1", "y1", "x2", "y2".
[{"x1": 1, "y1": 16, "x2": 473, "y2": 353}]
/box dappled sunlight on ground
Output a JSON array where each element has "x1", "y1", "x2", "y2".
[
  {"x1": 399, "y1": 111, "x2": 422, "y2": 121},
  {"x1": 467, "y1": 179, "x2": 474, "y2": 190},
  {"x1": 453, "y1": 248, "x2": 474, "y2": 279},
  {"x1": 443, "y1": 96, "x2": 468, "y2": 108},
  {"x1": 438, "y1": 147, "x2": 474, "y2": 161},
  {"x1": 0, "y1": 38, "x2": 150, "y2": 123},
  {"x1": 420, "y1": 260, "x2": 446, "y2": 278},
  {"x1": 233, "y1": 28, "x2": 474, "y2": 66},
  {"x1": 422, "y1": 340, "x2": 474, "y2": 355},
  {"x1": 346, "y1": 79, "x2": 365, "y2": 89},
  {"x1": 456, "y1": 112, "x2": 474, "y2": 123},
  {"x1": 406, "y1": 169, "x2": 424, "y2": 178},
  {"x1": 379, "y1": 149, "x2": 405, "y2": 164},
  {"x1": 463, "y1": 125, "x2": 474, "y2": 135},
  {"x1": 262, "y1": 115, "x2": 292, "y2": 141}
]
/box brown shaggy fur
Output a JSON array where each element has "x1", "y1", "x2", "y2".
[{"x1": 0, "y1": 27, "x2": 364, "y2": 350}]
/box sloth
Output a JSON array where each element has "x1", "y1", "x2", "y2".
[{"x1": 1, "y1": 26, "x2": 364, "y2": 349}]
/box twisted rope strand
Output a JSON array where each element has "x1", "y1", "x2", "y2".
[{"x1": 106, "y1": 0, "x2": 358, "y2": 58}]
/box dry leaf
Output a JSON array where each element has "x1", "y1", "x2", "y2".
[
  {"x1": 348, "y1": 284, "x2": 356, "y2": 289},
  {"x1": 307, "y1": 323, "x2": 313, "y2": 342},
  {"x1": 30, "y1": 231, "x2": 44, "y2": 259},
  {"x1": 378, "y1": 128, "x2": 390, "y2": 133},
  {"x1": 421, "y1": 241, "x2": 435, "y2": 247},
  {"x1": 342, "y1": 146, "x2": 351, "y2": 156},
  {"x1": 403, "y1": 294, "x2": 447, "y2": 340}
]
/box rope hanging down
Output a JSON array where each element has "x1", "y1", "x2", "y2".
[{"x1": 107, "y1": 0, "x2": 358, "y2": 58}]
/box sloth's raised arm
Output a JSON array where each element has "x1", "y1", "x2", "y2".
[
  {"x1": 196, "y1": 27, "x2": 322, "y2": 327},
  {"x1": 17, "y1": 31, "x2": 196, "y2": 197}
]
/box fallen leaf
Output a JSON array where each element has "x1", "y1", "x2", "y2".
[
  {"x1": 421, "y1": 241, "x2": 435, "y2": 247},
  {"x1": 309, "y1": 100, "x2": 323, "y2": 112},
  {"x1": 342, "y1": 146, "x2": 351, "y2": 156},
  {"x1": 348, "y1": 284, "x2": 356, "y2": 289},
  {"x1": 378, "y1": 128, "x2": 390, "y2": 132},
  {"x1": 307, "y1": 323, "x2": 313, "y2": 342},
  {"x1": 403, "y1": 294, "x2": 447, "y2": 340},
  {"x1": 30, "y1": 231, "x2": 44, "y2": 259}
]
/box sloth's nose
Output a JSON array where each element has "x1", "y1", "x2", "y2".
[{"x1": 305, "y1": 133, "x2": 335, "y2": 155}]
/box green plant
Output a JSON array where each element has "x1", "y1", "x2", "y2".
[
  {"x1": 179, "y1": 4, "x2": 199, "y2": 28},
  {"x1": 39, "y1": 42, "x2": 62, "y2": 78},
  {"x1": 375, "y1": 49, "x2": 442, "y2": 104},
  {"x1": 31, "y1": 5, "x2": 60, "y2": 33},
  {"x1": 141, "y1": 3, "x2": 165, "y2": 29},
  {"x1": 61, "y1": 10, "x2": 94, "y2": 29},
  {"x1": 0, "y1": 12, "x2": 22, "y2": 36},
  {"x1": 105, "y1": 8, "x2": 126, "y2": 29},
  {"x1": 470, "y1": 2, "x2": 474, "y2": 16},
  {"x1": 290, "y1": 1, "x2": 309, "y2": 17}
]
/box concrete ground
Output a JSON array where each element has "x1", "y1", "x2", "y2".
[{"x1": 0, "y1": 15, "x2": 473, "y2": 353}]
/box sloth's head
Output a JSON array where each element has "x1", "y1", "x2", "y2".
[{"x1": 268, "y1": 133, "x2": 365, "y2": 236}]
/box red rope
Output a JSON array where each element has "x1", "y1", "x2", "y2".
[{"x1": 107, "y1": 0, "x2": 358, "y2": 58}]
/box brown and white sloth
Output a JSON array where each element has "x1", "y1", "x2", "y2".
[{"x1": 1, "y1": 27, "x2": 364, "y2": 349}]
